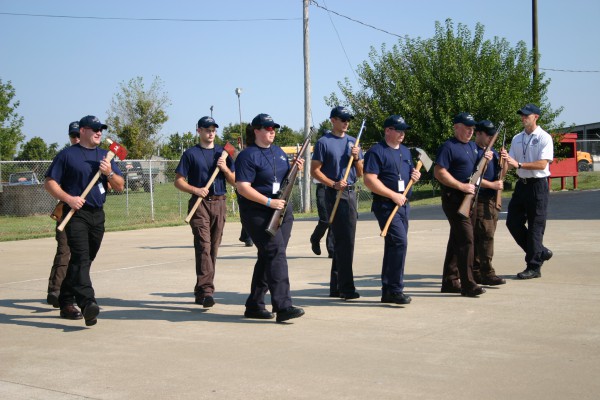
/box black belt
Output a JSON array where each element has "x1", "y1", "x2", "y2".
[
  {"x1": 81, "y1": 204, "x2": 103, "y2": 211},
  {"x1": 372, "y1": 193, "x2": 393, "y2": 202},
  {"x1": 327, "y1": 184, "x2": 355, "y2": 191},
  {"x1": 518, "y1": 177, "x2": 546, "y2": 184}
]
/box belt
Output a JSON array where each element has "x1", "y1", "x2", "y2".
[
  {"x1": 518, "y1": 177, "x2": 546, "y2": 184},
  {"x1": 81, "y1": 204, "x2": 103, "y2": 211},
  {"x1": 326, "y1": 184, "x2": 355, "y2": 191},
  {"x1": 206, "y1": 195, "x2": 226, "y2": 201},
  {"x1": 372, "y1": 193, "x2": 393, "y2": 202}
]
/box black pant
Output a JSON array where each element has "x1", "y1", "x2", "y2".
[
  {"x1": 440, "y1": 189, "x2": 478, "y2": 291},
  {"x1": 325, "y1": 187, "x2": 358, "y2": 295},
  {"x1": 506, "y1": 178, "x2": 549, "y2": 269},
  {"x1": 310, "y1": 183, "x2": 335, "y2": 255},
  {"x1": 239, "y1": 199, "x2": 293, "y2": 312},
  {"x1": 60, "y1": 207, "x2": 105, "y2": 309}
]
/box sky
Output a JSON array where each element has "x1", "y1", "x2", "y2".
[{"x1": 1, "y1": 0, "x2": 599, "y2": 149}]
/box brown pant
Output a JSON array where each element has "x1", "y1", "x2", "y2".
[
  {"x1": 473, "y1": 196, "x2": 499, "y2": 279},
  {"x1": 189, "y1": 197, "x2": 226, "y2": 297},
  {"x1": 47, "y1": 223, "x2": 71, "y2": 293}
]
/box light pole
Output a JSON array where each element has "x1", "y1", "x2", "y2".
[
  {"x1": 235, "y1": 88, "x2": 244, "y2": 148},
  {"x1": 210, "y1": 105, "x2": 213, "y2": 117}
]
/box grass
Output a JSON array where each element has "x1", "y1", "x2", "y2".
[{"x1": 1, "y1": 171, "x2": 598, "y2": 242}]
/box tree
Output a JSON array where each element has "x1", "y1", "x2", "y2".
[
  {"x1": 107, "y1": 76, "x2": 170, "y2": 159},
  {"x1": 274, "y1": 125, "x2": 304, "y2": 147},
  {"x1": 327, "y1": 19, "x2": 562, "y2": 158},
  {"x1": 17, "y1": 136, "x2": 59, "y2": 160},
  {"x1": 159, "y1": 131, "x2": 196, "y2": 160},
  {"x1": 0, "y1": 79, "x2": 25, "y2": 160}
]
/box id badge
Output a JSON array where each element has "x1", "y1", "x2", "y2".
[
  {"x1": 272, "y1": 182, "x2": 280, "y2": 194},
  {"x1": 98, "y1": 182, "x2": 105, "y2": 195},
  {"x1": 398, "y1": 179, "x2": 405, "y2": 192}
]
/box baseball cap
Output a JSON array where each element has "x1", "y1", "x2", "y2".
[
  {"x1": 79, "y1": 115, "x2": 108, "y2": 131},
  {"x1": 329, "y1": 106, "x2": 354, "y2": 120},
  {"x1": 197, "y1": 116, "x2": 219, "y2": 129},
  {"x1": 251, "y1": 113, "x2": 280, "y2": 128},
  {"x1": 68, "y1": 121, "x2": 80, "y2": 137},
  {"x1": 475, "y1": 120, "x2": 497, "y2": 136},
  {"x1": 383, "y1": 115, "x2": 411, "y2": 131},
  {"x1": 517, "y1": 103, "x2": 541, "y2": 116},
  {"x1": 452, "y1": 112, "x2": 476, "y2": 127}
]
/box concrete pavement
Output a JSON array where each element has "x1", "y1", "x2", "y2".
[{"x1": 1, "y1": 191, "x2": 599, "y2": 399}]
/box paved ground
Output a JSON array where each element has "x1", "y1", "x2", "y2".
[{"x1": 1, "y1": 190, "x2": 599, "y2": 399}]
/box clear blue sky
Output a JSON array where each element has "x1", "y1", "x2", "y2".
[{"x1": 1, "y1": 0, "x2": 599, "y2": 149}]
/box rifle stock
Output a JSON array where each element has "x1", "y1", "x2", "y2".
[
  {"x1": 495, "y1": 151, "x2": 508, "y2": 210},
  {"x1": 265, "y1": 129, "x2": 314, "y2": 236},
  {"x1": 457, "y1": 125, "x2": 502, "y2": 219}
]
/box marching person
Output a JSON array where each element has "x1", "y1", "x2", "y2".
[
  {"x1": 311, "y1": 106, "x2": 363, "y2": 300},
  {"x1": 235, "y1": 113, "x2": 305, "y2": 323},
  {"x1": 310, "y1": 130, "x2": 335, "y2": 258},
  {"x1": 46, "y1": 121, "x2": 80, "y2": 308},
  {"x1": 174, "y1": 116, "x2": 235, "y2": 308},
  {"x1": 434, "y1": 112, "x2": 487, "y2": 297},
  {"x1": 363, "y1": 115, "x2": 421, "y2": 304},
  {"x1": 44, "y1": 115, "x2": 124, "y2": 326},
  {"x1": 472, "y1": 120, "x2": 506, "y2": 286},
  {"x1": 500, "y1": 104, "x2": 554, "y2": 279}
]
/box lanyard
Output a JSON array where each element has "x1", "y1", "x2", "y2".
[
  {"x1": 522, "y1": 134, "x2": 534, "y2": 159},
  {"x1": 260, "y1": 147, "x2": 278, "y2": 183}
]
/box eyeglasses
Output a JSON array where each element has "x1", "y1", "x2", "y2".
[{"x1": 262, "y1": 126, "x2": 277, "y2": 132}]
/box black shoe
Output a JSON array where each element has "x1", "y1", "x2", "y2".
[
  {"x1": 542, "y1": 248, "x2": 553, "y2": 261},
  {"x1": 82, "y1": 302, "x2": 100, "y2": 326},
  {"x1": 59, "y1": 304, "x2": 83, "y2": 320},
  {"x1": 202, "y1": 296, "x2": 215, "y2": 308},
  {"x1": 381, "y1": 292, "x2": 412, "y2": 304},
  {"x1": 480, "y1": 275, "x2": 506, "y2": 286},
  {"x1": 329, "y1": 291, "x2": 340, "y2": 298},
  {"x1": 276, "y1": 306, "x2": 305, "y2": 322},
  {"x1": 461, "y1": 286, "x2": 486, "y2": 297},
  {"x1": 194, "y1": 295, "x2": 204, "y2": 305},
  {"x1": 47, "y1": 291, "x2": 60, "y2": 308},
  {"x1": 239, "y1": 237, "x2": 253, "y2": 247},
  {"x1": 440, "y1": 281, "x2": 462, "y2": 293},
  {"x1": 244, "y1": 309, "x2": 274, "y2": 319},
  {"x1": 517, "y1": 268, "x2": 541, "y2": 279},
  {"x1": 340, "y1": 292, "x2": 360, "y2": 300},
  {"x1": 310, "y1": 237, "x2": 321, "y2": 255}
]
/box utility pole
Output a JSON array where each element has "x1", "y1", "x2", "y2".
[
  {"x1": 302, "y1": 0, "x2": 312, "y2": 213},
  {"x1": 532, "y1": 0, "x2": 539, "y2": 81}
]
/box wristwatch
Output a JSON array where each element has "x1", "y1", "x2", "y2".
[
  {"x1": 107, "y1": 171, "x2": 115, "y2": 179},
  {"x1": 517, "y1": 162, "x2": 522, "y2": 169}
]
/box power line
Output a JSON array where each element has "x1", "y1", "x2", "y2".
[
  {"x1": 541, "y1": 68, "x2": 600, "y2": 73},
  {"x1": 0, "y1": 11, "x2": 300, "y2": 22}
]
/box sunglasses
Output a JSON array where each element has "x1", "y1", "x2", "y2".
[
  {"x1": 339, "y1": 118, "x2": 351, "y2": 123},
  {"x1": 263, "y1": 126, "x2": 277, "y2": 132},
  {"x1": 85, "y1": 127, "x2": 103, "y2": 133}
]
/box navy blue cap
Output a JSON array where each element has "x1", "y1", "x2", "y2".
[
  {"x1": 383, "y1": 115, "x2": 411, "y2": 131},
  {"x1": 517, "y1": 103, "x2": 541, "y2": 116},
  {"x1": 68, "y1": 121, "x2": 80, "y2": 137},
  {"x1": 330, "y1": 106, "x2": 354, "y2": 120},
  {"x1": 475, "y1": 120, "x2": 497, "y2": 136},
  {"x1": 251, "y1": 113, "x2": 280, "y2": 128},
  {"x1": 453, "y1": 112, "x2": 476, "y2": 127},
  {"x1": 79, "y1": 115, "x2": 107, "y2": 130},
  {"x1": 197, "y1": 116, "x2": 219, "y2": 129}
]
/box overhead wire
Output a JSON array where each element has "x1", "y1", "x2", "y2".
[{"x1": 0, "y1": 11, "x2": 300, "y2": 22}]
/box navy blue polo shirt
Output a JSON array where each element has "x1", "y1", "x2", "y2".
[
  {"x1": 364, "y1": 141, "x2": 414, "y2": 194},
  {"x1": 175, "y1": 145, "x2": 234, "y2": 196},
  {"x1": 45, "y1": 144, "x2": 123, "y2": 208},
  {"x1": 235, "y1": 144, "x2": 290, "y2": 196},
  {"x1": 435, "y1": 138, "x2": 478, "y2": 184},
  {"x1": 312, "y1": 131, "x2": 363, "y2": 185},
  {"x1": 476, "y1": 146, "x2": 500, "y2": 197}
]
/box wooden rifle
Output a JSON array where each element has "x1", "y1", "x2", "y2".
[
  {"x1": 457, "y1": 121, "x2": 503, "y2": 218},
  {"x1": 265, "y1": 128, "x2": 314, "y2": 236},
  {"x1": 495, "y1": 124, "x2": 508, "y2": 210}
]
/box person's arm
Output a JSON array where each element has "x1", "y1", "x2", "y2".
[
  {"x1": 364, "y1": 172, "x2": 407, "y2": 206},
  {"x1": 174, "y1": 173, "x2": 209, "y2": 198},
  {"x1": 217, "y1": 156, "x2": 236, "y2": 186},
  {"x1": 44, "y1": 178, "x2": 86, "y2": 210},
  {"x1": 434, "y1": 165, "x2": 475, "y2": 194},
  {"x1": 236, "y1": 181, "x2": 286, "y2": 210}
]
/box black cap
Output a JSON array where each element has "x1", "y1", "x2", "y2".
[
  {"x1": 330, "y1": 106, "x2": 354, "y2": 120},
  {"x1": 68, "y1": 121, "x2": 80, "y2": 137},
  {"x1": 79, "y1": 115, "x2": 108, "y2": 131},
  {"x1": 197, "y1": 116, "x2": 219, "y2": 129},
  {"x1": 517, "y1": 103, "x2": 541, "y2": 116},
  {"x1": 452, "y1": 112, "x2": 476, "y2": 127},
  {"x1": 383, "y1": 115, "x2": 411, "y2": 131},
  {"x1": 475, "y1": 120, "x2": 497, "y2": 136},
  {"x1": 251, "y1": 113, "x2": 280, "y2": 128}
]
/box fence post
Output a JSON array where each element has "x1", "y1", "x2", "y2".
[{"x1": 149, "y1": 159, "x2": 155, "y2": 222}]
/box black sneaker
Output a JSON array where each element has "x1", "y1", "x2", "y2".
[
  {"x1": 381, "y1": 292, "x2": 412, "y2": 304},
  {"x1": 244, "y1": 309, "x2": 274, "y2": 319},
  {"x1": 82, "y1": 302, "x2": 100, "y2": 326},
  {"x1": 276, "y1": 306, "x2": 305, "y2": 322},
  {"x1": 517, "y1": 268, "x2": 541, "y2": 279}
]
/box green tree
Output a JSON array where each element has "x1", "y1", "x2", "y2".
[
  {"x1": 159, "y1": 131, "x2": 196, "y2": 160},
  {"x1": 107, "y1": 76, "x2": 170, "y2": 159},
  {"x1": 327, "y1": 19, "x2": 562, "y2": 158},
  {"x1": 221, "y1": 122, "x2": 245, "y2": 148},
  {"x1": 274, "y1": 125, "x2": 304, "y2": 147},
  {"x1": 17, "y1": 136, "x2": 59, "y2": 160},
  {"x1": 0, "y1": 79, "x2": 25, "y2": 160}
]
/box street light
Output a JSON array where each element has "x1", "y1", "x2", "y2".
[{"x1": 235, "y1": 88, "x2": 244, "y2": 148}]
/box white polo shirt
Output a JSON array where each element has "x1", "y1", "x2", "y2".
[{"x1": 508, "y1": 126, "x2": 554, "y2": 178}]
